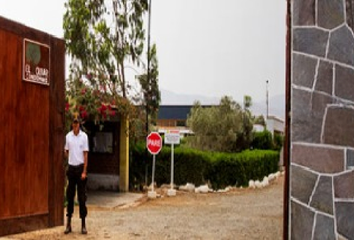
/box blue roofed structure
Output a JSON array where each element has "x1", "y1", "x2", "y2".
[
  {"x1": 158, "y1": 105, "x2": 193, "y2": 120},
  {"x1": 156, "y1": 105, "x2": 214, "y2": 135}
]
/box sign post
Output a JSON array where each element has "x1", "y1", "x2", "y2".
[
  {"x1": 164, "y1": 131, "x2": 181, "y2": 197},
  {"x1": 146, "y1": 132, "x2": 162, "y2": 199}
]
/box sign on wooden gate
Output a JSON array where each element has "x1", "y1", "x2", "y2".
[{"x1": 23, "y1": 39, "x2": 50, "y2": 86}]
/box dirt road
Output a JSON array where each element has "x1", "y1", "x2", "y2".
[{"x1": 3, "y1": 175, "x2": 284, "y2": 240}]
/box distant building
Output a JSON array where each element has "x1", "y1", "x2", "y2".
[
  {"x1": 266, "y1": 115, "x2": 285, "y2": 135},
  {"x1": 253, "y1": 124, "x2": 265, "y2": 132},
  {"x1": 156, "y1": 105, "x2": 195, "y2": 135},
  {"x1": 156, "y1": 105, "x2": 216, "y2": 135},
  {"x1": 253, "y1": 115, "x2": 285, "y2": 136}
]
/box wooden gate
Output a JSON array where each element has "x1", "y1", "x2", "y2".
[{"x1": 0, "y1": 16, "x2": 65, "y2": 236}]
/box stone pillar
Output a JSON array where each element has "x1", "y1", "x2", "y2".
[
  {"x1": 291, "y1": 0, "x2": 354, "y2": 239},
  {"x1": 119, "y1": 116, "x2": 129, "y2": 192}
]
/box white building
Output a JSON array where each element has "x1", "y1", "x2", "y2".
[
  {"x1": 253, "y1": 115, "x2": 285, "y2": 136},
  {"x1": 266, "y1": 115, "x2": 285, "y2": 135}
]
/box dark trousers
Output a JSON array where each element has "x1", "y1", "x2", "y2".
[{"x1": 66, "y1": 164, "x2": 87, "y2": 219}]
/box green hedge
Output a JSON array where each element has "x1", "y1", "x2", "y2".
[{"x1": 129, "y1": 143, "x2": 279, "y2": 190}]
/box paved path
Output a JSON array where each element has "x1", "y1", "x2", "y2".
[{"x1": 87, "y1": 191, "x2": 144, "y2": 209}]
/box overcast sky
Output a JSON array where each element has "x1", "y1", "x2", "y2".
[{"x1": 0, "y1": 0, "x2": 287, "y2": 103}]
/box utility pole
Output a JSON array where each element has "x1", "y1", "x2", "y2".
[
  {"x1": 146, "y1": 0, "x2": 152, "y2": 134},
  {"x1": 145, "y1": 0, "x2": 152, "y2": 186}
]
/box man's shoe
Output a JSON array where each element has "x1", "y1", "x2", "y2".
[
  {"x1": 81, "y1": 218, "x2": 87, "y2": 234},
  {"x1": 64, "y1": 217, "x2": 72, "y2": 234},
  {"x1": 64, "y1": 225, "x2": 72, "y2": 234}
]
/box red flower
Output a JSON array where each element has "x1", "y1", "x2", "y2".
[
  {"x1": 101, "y1": 104, "x2": 107, "y2": 111},
  {"x1": 102, "y1": 112, "x2": 107, "y2": 120},
  {"x1": 81, "y1": 88, "x2": 86, "y2": 95},
  {"x1": 65, "y1": 102, "x2": 70, "y2": 112},
  {"x1": 80, "y1": 110, "x2": 88, "y2": 119}
]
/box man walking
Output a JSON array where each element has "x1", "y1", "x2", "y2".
[{"x1": 64, "y1": 114, "x2": 89, "y2": 234}]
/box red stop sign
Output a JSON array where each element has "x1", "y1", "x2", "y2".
[{"x1": 146, "y1": 132, "x2": 162, "y2": 155}]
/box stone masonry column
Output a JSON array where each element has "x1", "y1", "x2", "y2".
[{"x1": 290, "y1": 0, "x2": 354, "y2": 239}]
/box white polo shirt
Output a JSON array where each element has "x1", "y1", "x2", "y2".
[{"x1": 65, "y1": 130, "x2": 89, "y2": 166}]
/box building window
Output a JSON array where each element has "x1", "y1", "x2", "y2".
[
  {"x1": 84, "y1": 121, "x2": 116, "y2": 154},
  {"x1": 92, "y1": 132, "x2": 113, "y2": 153}
]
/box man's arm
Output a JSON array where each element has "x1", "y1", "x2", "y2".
[
  {"x1": 81, "y1": 133, "x2": 89, "y2": 179},
  {"x1": 81, "y1": 151, "x2": 88, "y2": 179},
  {"x1": 64, "y1": 134, "x2": 69, "y2": 161}
]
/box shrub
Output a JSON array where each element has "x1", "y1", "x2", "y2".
[
  {"x1": 273, "y1": 132, "x2": 284, "y2": 151},
  {"x1": 206, "y1": 150, "x2": 279, "y2": 189},
  {"x1": 129, "y1": 143, "x2": 279, "y2": 190},
  {"x1": 251, "y1": 130, "x2": 273, "y2": 150}
]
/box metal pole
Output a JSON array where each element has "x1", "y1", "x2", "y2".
[
  {"x1": 151, "y1": 154, "x2": 156, "y2": 192},
  {"x1": 170, "y1": 144, "x2": 174, "y2": 189}
]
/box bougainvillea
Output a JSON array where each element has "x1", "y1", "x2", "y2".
[{"x1": 65, "y1": 76, "x2": 138, "y2": 132}]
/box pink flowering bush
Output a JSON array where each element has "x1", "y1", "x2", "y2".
[{"x1": 65, "y1": 77, "x2": 136, "y2": 131}]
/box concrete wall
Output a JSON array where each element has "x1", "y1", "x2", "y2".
[
  {"x1": 290, "y1": 1, "x2": 354, "y2": 239},
  {"x1": 87, "y1": 174, "x2": 119, "y2": 191}
]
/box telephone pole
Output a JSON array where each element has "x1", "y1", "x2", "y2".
[{"x1": 145, "y1": 0, "x2": 152, "y2": 186}]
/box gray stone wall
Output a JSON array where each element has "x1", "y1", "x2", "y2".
[{"x1": 291, "y1": 1, "x2": 354, "y2": 239}]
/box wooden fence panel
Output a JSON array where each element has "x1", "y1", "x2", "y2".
[
  {"x1": 0, "y1": 16, "x2": 65, "y2": 236},
  {"x1": 0, "y1": 27, "x2": 49, "y2": 218}
]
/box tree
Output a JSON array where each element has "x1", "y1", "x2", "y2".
[
  {"x1": 64, "y1": 0, "x2": 148, "y2": 94},
  {"x1": 63, "y1": 0, "x2": 159, "y2": 137},
  {"x1": 243, "y1": 95, "x2": 252, "y2": 109},
  {"x1": 235, "y1": 95, "x2": 254, "y2": 151},
  {"x1": 186, "y1": 96, "x2": 258, "y2": 152},
  {"x1": 254, "y1": 115, "x2": 266, "y2": 126},
  {"x1": 186, "y1": 96, "x2": 244, "y2": 152},
  {"x1": 137, "y1": 44, "x2": 160, "y2": 126}
]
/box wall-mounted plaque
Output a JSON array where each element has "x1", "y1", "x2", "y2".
[{"x1": 23, "y1": 39, "x2": 50, "y2": 86}]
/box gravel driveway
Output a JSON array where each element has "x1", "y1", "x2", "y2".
[{"x1": 3, "y1": 174, "x2": 284, "y2": 240}]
